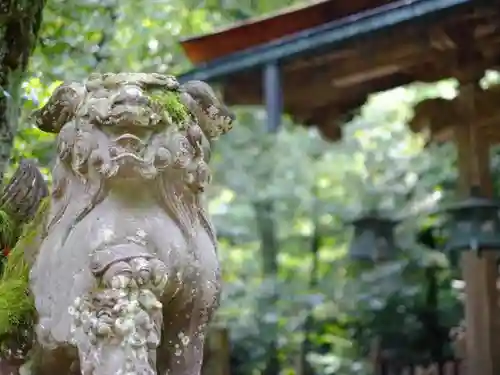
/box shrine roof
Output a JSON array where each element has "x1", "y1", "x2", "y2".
[
  {"x1": 178, "y1": 0, "x2": 500, "y2": 140},
  {"x1": 179, "y1": 0, "x2": 472, "y2": 82},
  {"x1": 179, "y1": 0, "x2": 393, "y2": 65}
]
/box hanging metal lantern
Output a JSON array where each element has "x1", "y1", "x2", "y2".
[
  {"x1": 442, "y1": 187, "x2": 500, "y2": 254},
  {"x1": 348, "y1": 214, "x2": 399, "y2": 262}
]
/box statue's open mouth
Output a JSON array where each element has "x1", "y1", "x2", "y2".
[
  {"x1": 113, "y1": 134, "x2": 145, "y2": 149},
  {"x1": 110, "y1": 152, "x2": 146, "y2": 164},
  {"x1": 108, "y1": 133, "x2": 148, "y2": 164},
  {"x1": 108, "y1": 150, "x2": 159, "y2": 180}
]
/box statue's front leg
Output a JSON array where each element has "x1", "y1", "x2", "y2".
[{"x1": 69, "y1": 248, "x2": 168, "y2": 375}]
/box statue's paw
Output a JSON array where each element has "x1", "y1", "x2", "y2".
[
  {"x1": 94, "y1": 319, "x2": 113, "y2": 337},
  {"x1": 149, "y1": 258, "x2": 168, "y2": 292},
  {"x1": 102, "y1": 261, "x2": 133, "y2": 289},
  {"x1": 101, "y1": 257, "x2": 168, "y2": 294},
  {"x1": 130, "y1": 257, "x2": 168, "y2": 295},
  {"x1": 129, "y1": 257, "x2": 153, "y2": 287}
]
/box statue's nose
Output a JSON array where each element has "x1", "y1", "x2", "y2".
[{"x1": 114, "y1": 86, "x2": 149, "y2": 106}]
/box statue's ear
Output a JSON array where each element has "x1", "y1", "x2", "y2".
[
  {"x1": 179, "y1": 80, "x2": 235, "y2": 139},
  {"x1": 31, "y1": 82, "x2": 86, "y2": 133}
]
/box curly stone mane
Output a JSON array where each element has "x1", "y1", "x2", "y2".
[{"x1": 34, "y1": 73, "x2": 232, "y2": 253}]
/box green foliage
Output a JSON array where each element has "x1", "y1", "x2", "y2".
[{"x1": 0, "y1": 210, "x2": 16, "y2": 248}]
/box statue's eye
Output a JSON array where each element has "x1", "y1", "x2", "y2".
[{"x1": 124, "y1": 86, "x2": 143, "y2": 98}]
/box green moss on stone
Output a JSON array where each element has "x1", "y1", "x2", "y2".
[
  {"x1": 0, "y1": 198, "x2": 49, "y2": 336},
  {"x1": 0, "y1": 209, "x2": 15, "y2": 247},
  {"x1": 151, "y1": 91, "x2": 189, "y2": 125}
]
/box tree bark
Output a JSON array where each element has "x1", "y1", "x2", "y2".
[{"x1": 0, "y1": 0, "x2": 47, "y2": 180}]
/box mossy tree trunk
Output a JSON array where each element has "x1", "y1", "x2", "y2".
[{"x1": 0, "y1": 0, "x2": 47, "y2": 180}]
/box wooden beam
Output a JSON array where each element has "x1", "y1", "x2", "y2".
[
  {"x1": 280, "y1": 15, "x2": 500, "y2": 106},
  {"x1": 410, "y1": 86, "x2": 500, "y2": 143},
  {"x1": 331, "y1": 65, "x2": 402, "y2": 88},
  {"x1": 282, "y1": 9, "x2": 500, "y2": 80},
  {"x1": 301, "y1": 106, "x2": 344, "y2": 141},
  {"x1": 283, "y1": 48, "x2": 424, "y2": 107}
]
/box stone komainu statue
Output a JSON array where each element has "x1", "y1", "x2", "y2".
[{"x1": 23, "y1": 73, "x2": 234, "y2": 375}]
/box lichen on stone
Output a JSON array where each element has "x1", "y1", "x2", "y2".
[{"x1": 150, "y1": 90, "x2": 190, "y2": 125}]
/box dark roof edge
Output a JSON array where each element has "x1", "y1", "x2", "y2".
[{"x1": 178, "y1": 0, "x2": 472, "y2": 83}]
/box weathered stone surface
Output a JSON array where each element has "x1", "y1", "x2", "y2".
[{"x1": 27, "y1": 72, "x2": 234, "y2": 375}]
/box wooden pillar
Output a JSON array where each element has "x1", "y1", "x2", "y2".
[
  {"x1": 263, "y1": 61, "x2": 282, "y2": 133},
  {"x1": 454, "y1": 82, "x2": 500, "y2": 375},
  {"x1": 260, "y1": 61, "x2": 282, "y2": 375}
]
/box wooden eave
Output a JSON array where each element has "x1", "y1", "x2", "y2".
[
  {"x1": 179, "y1": 0, "x2": 392, "y2": 65},
  {"x1": 178, "y1": 0, "x2": 500, "y2": 140}
]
